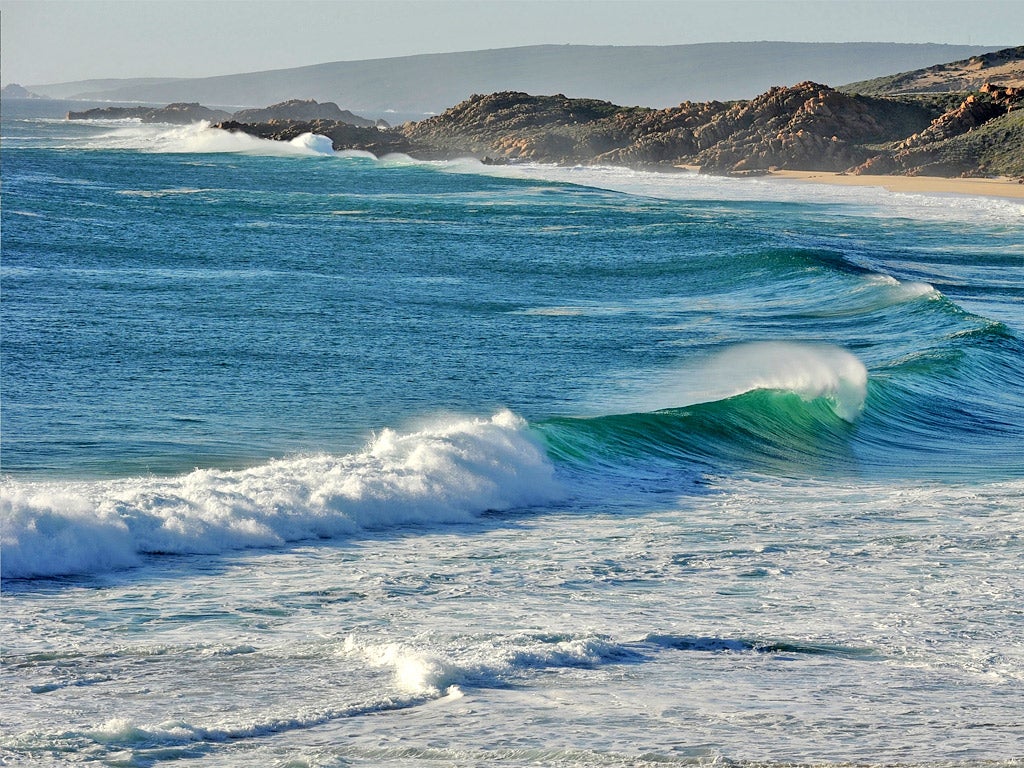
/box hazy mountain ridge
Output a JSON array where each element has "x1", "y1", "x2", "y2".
[{"x1": 26, "y1": 42, "x2": 1004, "y2": 115}]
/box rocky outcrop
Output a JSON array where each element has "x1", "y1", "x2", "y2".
[
  {"x1": 67, "y1": 106, "x2": 153, "y2": 120},
  {"x1": 152, "y1": 103, "x2": 233, "y2": 123},
  {"x1": 67, "y1": 103, "x2": 232, "y2": 123},
  {"x1": 896, "y1": 94, "x2": 1006, "y2": 150},
  {"x1": 400, "y1": 91, "x2": 641, "y2": 163},
  {"x1": 685, "y1": 82, "x2": 933, "y2": 173},
  {"x1": 231, "y1": 99, "x2": 377, "y2": 127},
  {"x1": 852, "y1": 83, "x2": 1024, "y2": 177},
  {"x1": 398, "y1": 84, "x2": 938, "y2": 174}
]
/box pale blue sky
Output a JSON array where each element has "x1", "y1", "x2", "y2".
[{"x1": 2, "y1": 0, "x2": 1020, "y2": 86}]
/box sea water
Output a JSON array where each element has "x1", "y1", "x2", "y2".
[{"x1": 2, "y1": 101, "x2": 1023, "y2": 767}]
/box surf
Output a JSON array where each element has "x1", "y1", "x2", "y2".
[
  {"x1": 0, "y1": 342, "x2": 871, "y2": 580},
  {"x1": 0, "y1": 412, "x2": 560, "y2": 579}
]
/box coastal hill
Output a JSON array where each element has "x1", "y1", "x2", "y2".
[
  {"x1": 841, "y1": 46, "x2": 1024, "y2": 95},
  {"x1": 27, "y1": 42, "x2": 1002, "y2": 115}
]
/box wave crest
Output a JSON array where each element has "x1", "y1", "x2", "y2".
[{"x1": 615, "y1": 342, "x2": 868, "y2": 422}]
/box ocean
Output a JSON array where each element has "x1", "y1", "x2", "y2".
[{"x1": 2, "y1": 100, "x2": 1022, "y2": 767}]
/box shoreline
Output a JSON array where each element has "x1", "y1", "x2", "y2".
[{"x1": 760, "y1": 169, "x2": 1024, "y2": 200}]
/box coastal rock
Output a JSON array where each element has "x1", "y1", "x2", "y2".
[
  {"x1": 852, "y1": 106, "x2": 1024, "y2": 179},
  {"x1": 67, "y1": 100, "x2": 376, "y2": 128},
  {"x1": 67, "y1": 103, "x2": 232, "y2": 123},
  {"x1": 687, "y1": 82, "x2": 925, "y2": 173},
  {"x1": 148, "y1": 103, "x2": 233, "y2": 123},
  {"x1": 231, "y1": 99, "x2": 377, "y2": 127},
  {"x1": 897, "y1": 94, "x2": 1006, "y2": 149},
  {"x1": 401, "y1": 91, "x2": 641, "y2": 163},
  {"x1": 67, "y1": 106, "x2": 153, "y2": 120}
]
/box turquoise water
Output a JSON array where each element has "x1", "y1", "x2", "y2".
[{"x1": 2, "y1": 103, "x2": 1023, "y2": 767}]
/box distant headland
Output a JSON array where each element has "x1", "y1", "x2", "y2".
[
  {"x1": 1, "y1": 83, "x2": 44, "y2": 100},
  {"x1": 64, "y1": 99, "x2": 390, "y2": 128}
]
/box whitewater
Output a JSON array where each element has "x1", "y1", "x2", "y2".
[{"x1": 2, "y1": 104, "x2": 1023, "y2": 767}]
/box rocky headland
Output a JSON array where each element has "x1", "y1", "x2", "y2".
[{"x1": 65, "y1": 47, "x2": 1024, "y2": 180}]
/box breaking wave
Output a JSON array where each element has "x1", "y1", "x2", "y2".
[{"x1": 0, "y1": 412, "x2": 560, "y2": 579}]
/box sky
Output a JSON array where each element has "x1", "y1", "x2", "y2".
[{"x1": 2, "y1": 0, "x2": 1020, "y2": 86}]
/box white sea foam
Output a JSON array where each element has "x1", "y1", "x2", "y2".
[
  {"x1": 0, "y1": 411, "x2": 560, "y2": 579},
  {"x1": 287, "y1": 132, "x2": 336, "y2": 154},
  {"x1": 73, "y1": 121, "x2": 339, "y2": 157},
  {"x1": 346, "y1": 639, "x2": 458, "y2": 695},
  {"x1": 342, "y1": 633, "x2": 637, "y2": 698},
  {"x1": 617, "y1": 341, "x2": 869, "y2": 422},
  {"x1": 453, "y1": 161, "x2": 1024, "y2": 225}
]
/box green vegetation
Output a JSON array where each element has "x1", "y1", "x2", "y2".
[
  {"x1": 945, "y1": 109, "x2": 1024, "y2": 177},
  {"x1": 839, "y1": 72, "x2": 920, "y2": 97}
]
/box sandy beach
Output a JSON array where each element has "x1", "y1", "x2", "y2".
[{"x1": 766, "y1": 169, "x2": 1024, "y2": 200}]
